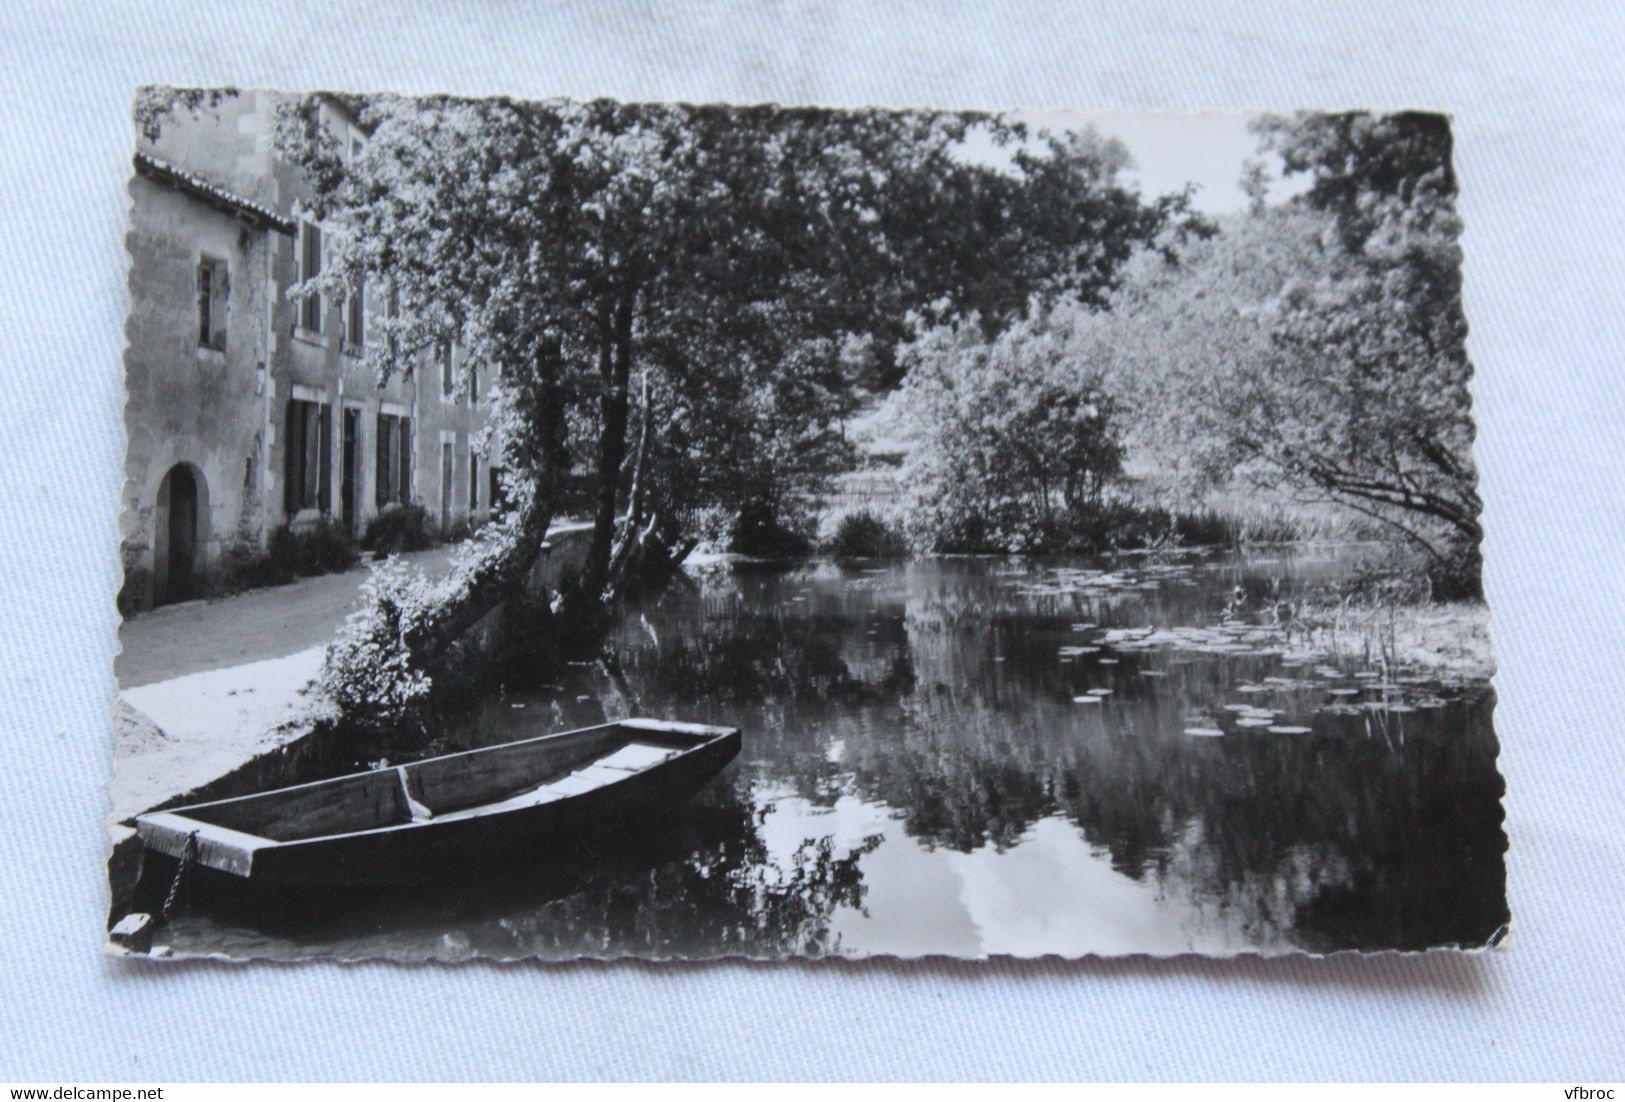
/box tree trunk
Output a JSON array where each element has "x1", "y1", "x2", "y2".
[
  {"x1": 402, "y1": 335, "x2": 567, "y2": 665},
  {"x1": 580, "y1": 292, "x2": 635, "y2": 599},
  {"x1": 603, "y1": 373, "x2": 652, "y2": 599},
  {"x1": 625, "y1": 372, "x2": 651, "y2": 529}
]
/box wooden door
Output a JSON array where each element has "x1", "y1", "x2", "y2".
[{"x1": 165, "y1": 465, "x2": 198, "y2": 603}]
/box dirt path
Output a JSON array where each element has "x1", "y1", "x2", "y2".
[{"x1": 115, "y1": 545, "x2": 458, "y2": 689}]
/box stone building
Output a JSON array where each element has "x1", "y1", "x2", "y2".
[{"x1": 121, "y1": 92, "x2": 494, "y2": 611}]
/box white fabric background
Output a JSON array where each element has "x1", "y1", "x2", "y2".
[{"x1": 1, "y1": 0, "x2": 1621, "y2": 1082}]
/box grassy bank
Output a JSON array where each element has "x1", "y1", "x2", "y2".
[{"x1": 1295, "y1": 598, "x2": 1494, "y2": 681}]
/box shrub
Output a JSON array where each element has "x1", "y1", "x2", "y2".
[
  {"x1": 731, "y1": 498, "x2": 813, "y2": 557},
  {"x1": 317, "y1": 557, "x2": 435, "y2": 732},
  {"x1": 828, "y1": 509, "x2": 909, "y2": 559},
  {"x1": 299, "y1": 517, "x2": 360, "y2": 574},
  {"x1": 897, "y1": 306, "x2": 1126, "y2": 556},
  {"x1": 362, "y1": 503, "x2": 434, "y2": 559},
  {"x1": 687, "y1": 505, "x2": 736, "y2": 554},
  {"x1": 256, "y1": 519, "x2": 358, "y2": 581},
  {"x1": 215, "y1": 535, "x2": 293, "y2": 594},
  {"x1": 116, "y1": 566, "x2": 151, "y2": 618}
]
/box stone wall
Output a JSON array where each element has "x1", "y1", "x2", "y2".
[
  {"x1": 121, "y1": 174, "x2": 275, "y2": 610},
  {"x1": 121, "y1": 91, "x2": 499, "y2": 611}
]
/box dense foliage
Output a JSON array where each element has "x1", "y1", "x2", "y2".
[
  {"x1": 891, "y1": 111, "x2": 1481, "y2": 594},
  {"x1": 360, "y1": 503, "x2": 435, "y2": 559},
  {"x1": 827, "y1": 509, "x2": 909, "y2": 559},
  {"x1": 269, "y1": 93, "x2": 1184, "y2": 696},
  {"x1": 1117, "y1": 113, "x2": 1481, "y2": 591},
  {"x1": 894, "y1": 302, "x2": 1126, "y2": 552}
]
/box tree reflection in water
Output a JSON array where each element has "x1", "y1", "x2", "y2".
[
  {"x1": 165, "y1": 552, "x2": 1506, "y2": 959},
  {"x1": 166, "y1": 779, "x2": 882, "y2": 961},
  {"x1": 600, "y1": 554, "x2": 1507, "y2": 954},
  {"x1": 464, "y1": 781, "x2": 884, "y2": 960}
]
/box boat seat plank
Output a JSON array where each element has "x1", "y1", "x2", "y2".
[
  {"x1": 397, "y1": 741, "x2": 690, "y2": 822},
  {"x1": 596, "y1": 743, "x2": 681, "y2": 771},
  {"x1": 435, "y1": 785, "x2": 567, "y2": 821},
  {"x1": 540, "y1": 771, "x2": 610, "y2": 797}
]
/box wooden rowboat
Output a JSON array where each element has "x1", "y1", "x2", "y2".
[{"x1": 134, "y1": 718, "x2": 741, "y2": 886}]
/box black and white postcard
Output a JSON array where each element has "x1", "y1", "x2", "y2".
[{"x1": 110, "y1": 88, "x2": 1507, "y2": 961}]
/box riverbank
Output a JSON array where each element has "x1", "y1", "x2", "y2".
[
  {"x1": 112, "y1": 525, "x2": 600, "y2": 825},
  {"x1": 1297, "y1": 599, "x2": 1495, "y2": 681},
  {"x1": 112, "y1": 544, "x2": 459, "y2": 829}
]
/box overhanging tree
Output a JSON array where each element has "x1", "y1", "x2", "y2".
[
  {"x1": 276, "y1": 93, "x2": 1187, "y2": 688},
  {"x1": 1111, "y1": 112, "x2": 1482, "y2": 592}
]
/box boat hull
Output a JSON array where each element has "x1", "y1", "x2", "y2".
[{"x1": 136, "y1": 719, "x2": 741, "y2": 886}]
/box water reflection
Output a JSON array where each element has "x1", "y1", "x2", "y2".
[{"x1": 163, "y1": 550, "x2": 1508, "y2": 959}]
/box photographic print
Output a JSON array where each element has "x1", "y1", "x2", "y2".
[{"x1": 109, "y1": 88, "x2": 1507, "y2": 961}]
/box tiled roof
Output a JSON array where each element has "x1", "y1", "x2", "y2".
[{"x1": 133, "y1": 151, "x2": 295, "y2": 235}]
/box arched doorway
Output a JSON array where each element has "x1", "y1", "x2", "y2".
[{"x1": 155, "y1": 463, "x2": 206, "y2": 605}]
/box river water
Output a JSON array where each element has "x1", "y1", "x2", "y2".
[{"x1": 161, "y1": 548, "x2": 1507, "y2": 960}]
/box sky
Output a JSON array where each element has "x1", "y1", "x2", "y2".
[{"x1": 959, "y1": 109, "x2": 1309, "y2": 215}]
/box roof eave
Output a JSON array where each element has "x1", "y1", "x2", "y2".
[{"x1": 132, "y1": 151, "x2": 296, "y2": 236}]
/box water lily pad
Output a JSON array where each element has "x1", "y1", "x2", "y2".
[
  {"x1": 1072, "y1": 694, "x2": 1102, "y2": 704},
  {"x1": 1235, "y1": 717, "x2": 1274, "y2": 728},
  {"x1": 1184, "y1": 727, "x2": 1225, "y2": 737},
  {"x1": 1087, "y1": 688, "x2": 1112, "y2": 696},
  {"x1": 1328, "y1": 688, "x2": 1361, "y2": 696},
  {"x1": 1097, "y1": 658, "x2": 1120, "y2": 665},
  {"x1": 1267, "y1": 725, "x2": 1313, "y2": 734}
]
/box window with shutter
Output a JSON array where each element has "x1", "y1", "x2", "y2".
[
  {"x1": 284, "y1": 398, "x2": 334, "y2": 513},
  {"x1": 299, "y1": 221, "x2": 322, "y2": 333},
  {"x1": 346, "y1": 275, "x2": 365, "y2": 351},
  {"x1": 196, "y1": 263, "x2": 212, "y2": 347},
  {"x1": 469, "y1": 452, "x2": 480, "y2": 511},
  {"x1": 301, "y1": 403, "x2": 320, "y2": 508},
  {"x1": 197, "y1": 257, "x2": 228, "y2": 350},
  {"x1": 317, "y1": 403, "x2": 332, "y2": 514},
  {"x1": 400, "y1": 418, "x2": 413, "y2": 502},
  {"x1": 212, "y1": 261, "x2": 229, "y2": 350},
  {"x1": 375, "y1": 413, "x2": 393, "y2": 508},
  {"x1": 283, "y1": 398, "x2": 301, "y2": 513}
]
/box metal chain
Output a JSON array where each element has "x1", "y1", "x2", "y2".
[{"x1": 160, "y1": 831, "x2": 198, "y2": 920}]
